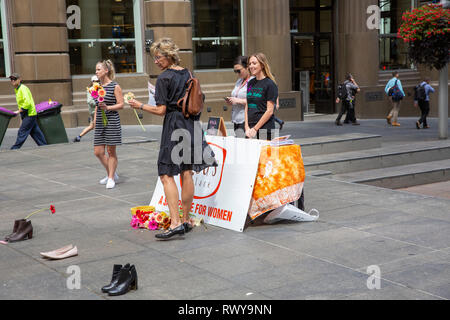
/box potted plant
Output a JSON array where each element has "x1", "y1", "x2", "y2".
[
  {"x1": 398, "y1": 3, "x2": 449, "y2": 138},
  {"x1": 398, "y1": 3, "x2": 449, "y2": 70}
]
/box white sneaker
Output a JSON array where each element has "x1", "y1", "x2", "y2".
[
  {"x1": 99, "y1": 173, "x2": 119, "y2": 185},
  {"x1": 106, "y1": 178, "x2": 115, "y2": 189}
]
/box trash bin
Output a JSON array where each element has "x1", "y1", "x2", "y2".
[
  {"x1": 0, "y1": 107, "x2": 17, "y2": 147},
  {"x1": 36, "y1": 101, "x2": 68, "y2": 144}
]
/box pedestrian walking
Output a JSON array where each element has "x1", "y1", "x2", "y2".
[
  {"x1": 93, "y1": 60, "x2": 124, "y2": 189},
  {"x1": 274, "y1": 98, "x2": 285, "y2": 130},
  {"x1": 73, "y1": 75, "x2": 99, "y2": 142},
  {"x1": 245, "y1": 53, "x2": 278, "y2": 140},
  {"x1": 385, "y1": 71, "x2": 405, "y2": 127},
  {"x1": 335, "y1": 73, "x2": 360, "y2": 126},
  {"x1": 128, "y1": 38, "x2": 217, "y2": 240},
  {"x1": 9, "y1": 73, "x2": 47, "y2": 149},
  {"x1": 225, "y1": 56, "x2": 251, "y2": 138},
  {"x1": 271, "y1": 72, "x2": 285, "y2": 130},
  {"x1": 414, "y1": 77, "x2": 435, "y2": 129}
]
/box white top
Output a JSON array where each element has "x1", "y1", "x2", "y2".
[{"x1": 231, "y1": 76, "x2": 253, "y2": 124}]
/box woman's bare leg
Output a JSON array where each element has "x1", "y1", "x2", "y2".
[
  {"x1": 106, "y1": 145, "x2": 118, "y2": 179},
  {"x1": 80, "y1": 121, "x2": 94, "y2": 138},
  {"x1": 180, "y1": 170, "x2": 194, "y2": 224},
  {"x1": 94, "y1": 145, "x2": 109, "y2": 175},
  {"x1": 160, "y1": 175, "x2": 182, "y2": 229}
]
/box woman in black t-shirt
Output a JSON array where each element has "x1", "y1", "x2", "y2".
[
  {"x1": 245, "y1": 53, "x2": 278, "y2": 140},
  {"x1": 129, "y1": 38, "x2": 216, "y2": 240}
]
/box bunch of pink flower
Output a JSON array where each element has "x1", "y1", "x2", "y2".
[
  {"x1": 130, "y1": 208, "x2": 171, "y2": 231},
  {"x1": 88, "y1": 83, "x2": 108, "y2": 126}
]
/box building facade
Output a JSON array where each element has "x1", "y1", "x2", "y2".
[{"x1": 1, "y1": 0, "x2": 448, "y2": 128}]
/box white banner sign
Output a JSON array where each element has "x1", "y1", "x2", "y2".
[{"x1": 150, "y1": 136, "x2": 267, "y2": 232}]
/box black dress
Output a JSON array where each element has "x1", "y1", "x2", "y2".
[{"x1": 155, "y1": 68, "x2": 217, "y2": 176}]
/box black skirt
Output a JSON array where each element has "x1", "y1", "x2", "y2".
[{"x1": 158, "y1": 110, "x2": 217, "y2": 177}]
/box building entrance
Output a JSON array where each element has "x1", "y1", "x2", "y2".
[{"x1": 290, "y1": 0, "x2": 335, "y2": 114}]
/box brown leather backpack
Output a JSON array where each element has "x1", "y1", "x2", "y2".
[{"x1": 177, "y1": 71, "x2": 204, "y2": 118}]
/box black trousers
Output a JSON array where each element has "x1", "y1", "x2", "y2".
[
  {"x1": 11, "y1": 113, "x2": 47, "y2": 149},
  {"x1": 336, "y1": 100, "x2": 356, "y2": 123},
  {"x1": 274, "y1": 116, "x2": 283, "y2": 126},
  {"x1": 233, "y1": 122, "x2": 246, "y2": 138},
  {"x1": 249, "y1": 119, "x2": 275, "y2": 141},
  {"x1": 418, "y1": 100, "x2": 430, "y2": 127}
]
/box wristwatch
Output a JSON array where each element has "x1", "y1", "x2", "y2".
[{"x1": 140, "y1": 103, "x2": 144, "y2": 110}]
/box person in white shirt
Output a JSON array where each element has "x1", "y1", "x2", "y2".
[{"x1": 226, "y1": 56, "x2": 251, "y2": 138}]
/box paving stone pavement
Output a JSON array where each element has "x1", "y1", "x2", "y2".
[{"x1": 0, "y1": 115, "x2": 449, "y2": 300}]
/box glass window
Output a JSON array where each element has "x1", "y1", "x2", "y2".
[
  {"x1": 320, "y1": 10, "x2": 332, "y2": 32},
  {"x1": 290, "y1": 0, "x2": 316, "y2": 7},
  {"x1": 297, "y1": 11, "x2": 316, "y2": 33},
  {"x1": 290, "y1": 0, "x2": 333, "y2": 34},
  {"x1": 192, "y1": 0, "x2": 242, "y2": 69},
  {"x1": 66, "y1": 0, "x2": 137, "y2": 75},
  {"x1": 320, "y1": 0, "x2": 333, "y2": 7},
  {"x1": 379, "y1": 0, "x2": 414, "y2": 70}
]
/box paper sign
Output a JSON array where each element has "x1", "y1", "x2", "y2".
[
  {"x1": 150, "y1": 136, "x2": 267, "y2": 232},
  {"x1": 207, "y1": 117, "x2": 227, "y2": 137}
]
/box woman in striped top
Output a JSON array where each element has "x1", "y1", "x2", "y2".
[{"x1": 93, "y1": 60, "x2": 124, "y2": 189}]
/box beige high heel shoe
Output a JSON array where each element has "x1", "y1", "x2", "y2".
[{"x1": 40, "y1": 245, "x2": 78, "y2": 260}]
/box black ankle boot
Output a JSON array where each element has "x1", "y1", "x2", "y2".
[
  {"x1": 155, "y1": 224, "x2": 185, "y2": 240},
  {"x1": 107, "y1": 265, "x2": 138, "y2": 296},
  {"x1": 102, "y1": 264, "x2": 128, "y2": 293}
]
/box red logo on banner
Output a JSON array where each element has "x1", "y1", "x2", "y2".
[{"x1": 180, "y1": 142, "x2": 226, "y2": 200}]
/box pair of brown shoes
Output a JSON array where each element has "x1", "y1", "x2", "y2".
[
  {"x1": 40, "y1": 244, "x2": 78, "y2": 260},
  {"x1": 3, "y1": 219, "x2": 33, "y2": 243}
]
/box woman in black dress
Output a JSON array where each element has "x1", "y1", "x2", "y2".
[{"x1": 129, "y1": 38, "x2": 216, "y2": 240}]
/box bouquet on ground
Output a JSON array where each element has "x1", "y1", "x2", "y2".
[
  {"x1": 130, "y1": 206, "x2": 206, "y2": 231},
  {"x1": 88, "y1": 83, "x2": 108, "y2": 126},
  {"x1": 130, "y1": 206, "x2": 170, "y2": 230},
  {"x1": 124, "y1": 92, "x2": 146, "y2": 131}
]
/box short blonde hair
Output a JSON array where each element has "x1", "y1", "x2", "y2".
[
  {"x1": 150, "y1": 38, "x2": 181, "y2": 65},
  {"x1": 97, "y1": 59, "x2": 116, "y2": 80}
]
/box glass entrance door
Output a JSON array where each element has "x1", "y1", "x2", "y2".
[
  {"x1": 290, "y1": 0, "x2": 335, "y2": 114},
  {"x1": 314, "y1": 36, "x2": 333, "y2": 113}
]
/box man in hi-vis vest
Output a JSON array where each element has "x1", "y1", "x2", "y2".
[{"x1": 9, "y1": 73, "x2": 47, "y2": 149}]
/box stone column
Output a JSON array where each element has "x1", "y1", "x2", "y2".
[
  {"x1": 79, "y1": 0, "x2": 101, "y2": 74},
  {"x1": 336, "y1": 0, "x2": 379, "y2": 87},
  {"x1": 144, "y1": 0, "x2": 193, "y2": 79},
  {"x1": 245, "y1": 0, "x2": 292, "y2": 92},
  {"x1": 10, "y1": 0, "x2": 72, "y2": 106}
]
